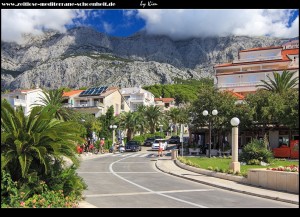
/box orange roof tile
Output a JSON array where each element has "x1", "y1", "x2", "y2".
[
  {"x1": 281, "y1": 48, "x2": 299, "y2": 60},
  {"x1": 154, "y1": 98, "x2": 175, "y2": 103},
  {"x1": 224, "y1": 90, "x2": 245, "y2": 100},
  {"x1": 63, "y1": 90, "x2": 83, "y2": 97},
  {"x1": 240, "y1": 46, "x2": 282, "y2": 52},
  {"x1": 214, "y1": 62, "x2": 233, "y2": 68},
  {"x1": 20, "y1": 89, "x2": 36, "y2": 92}
]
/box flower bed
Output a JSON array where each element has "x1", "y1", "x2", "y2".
[
  {"x1": 267, "y1": 165, "x2": 299, "y2": 172},
  {"x1": 248, "y1": 168, "x2": 299, "y2": 193}
]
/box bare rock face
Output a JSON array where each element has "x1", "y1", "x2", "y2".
[{"x1": 1, "y1": 26, "x2": 287, "y2": 90}]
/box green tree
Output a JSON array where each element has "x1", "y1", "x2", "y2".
[
  {"x1": 135, "y1": 105, "x2": 149, "y2": 134},
  {"x1": 1, "y1": 100, "x2": 83, "y2": 182},
  {"x1": 144, "y1": 106, "x2": 163, "y2": 134},
  {"x1": 191, "y1": 86, "x2": 238, "y2": 148},
  {"x1": 245, "y1": 90, "x2": 286, "y2": 137},
  {"x1": 117, "y1": 111, "x2": 139, "y2": 141},
  {"x1": 35, "y1": 89, "x2": 73, "y2": 121},
  {"x1": 98, "y1": 106, "x2": 115, "y2": 140},
  {"x1": 256, "y1": 70, "x2": 298, "y2": 94}
]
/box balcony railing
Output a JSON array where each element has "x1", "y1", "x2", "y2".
[
  {"x1": 233, "y1": 56, "x2": 281, "y2": 63},
  {"x1": 63, "y1": 102, "x2": 104, "y2": 108},
  {"x1": 219, "y1": 81, "x2": 264, "y2": 88},
  {"x1": 13, "y1": 98, "x2": 26, "y2": 105}
]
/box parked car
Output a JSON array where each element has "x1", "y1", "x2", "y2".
[
  {"x1": 168, "y1": 136, "x2": 180, "y2": 144},
  {"x1": 152, "y1": 139, "x2": 168, "y2": 151},
  {"x1": 144, "y1": 137, "x2": 155, "y2": 146},
  {"x1": 125, "y1": 140, "x2": 142, "y2": 152}
]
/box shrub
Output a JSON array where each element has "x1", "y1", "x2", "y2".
[
  {"x1": 214, "y1": 167, "x2": 220, "y2": 172},
  {"x1": 1, "y1": 170, "x2": 21, "y2": 207},
  {"x1": 240, "y1": 139, "x2": 273, "y2": 164},
  {"x1": 132, "y1": 135, "x2": 145, "y2": 143},
  {"x1": 43, "y1": 162, "x2": 87, "y2": 197},
  {"x1": 207, "y1": 166, "x2": 213, "y2": 170}
]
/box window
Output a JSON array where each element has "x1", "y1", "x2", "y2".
[{"x1": 165, "y1": 103, "x2": 170, "y2": 108}]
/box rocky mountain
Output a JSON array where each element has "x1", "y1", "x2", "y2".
[{"x1": 1, "y1": 27, "x2": 288, "y2": 90}]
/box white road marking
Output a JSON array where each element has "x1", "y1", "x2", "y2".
[
  {"x1": 109, "y1": 155, "x2": 208, "y2": 208},
  {"x1": 78, "y1": 171, "x2": 158, "y2": 174},
  {"x1": 114, "y1": 162, "x2": 148, "y2": 163},
  {"x1": 85, "y1": 189, "x2": 214, "y2": 198},
  {"x1": 129, "y1": 153, "x2": 140, "y2": 157},
  {"x1": 139, "y1": 153, "x2": 149, "y2": 157}
]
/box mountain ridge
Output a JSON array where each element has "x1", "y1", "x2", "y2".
[{"x1": 1, "y1": 27, "x2": 289, "y2": 90}]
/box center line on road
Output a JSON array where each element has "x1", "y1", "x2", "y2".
[
  {"x1": 77, "y1": 171, "x2": 158, "y2": 174},
  {"x1": 109, "y1": 156, "x2": 208, "y2": 208},
  {"x1": 85, "y1": 189, "x2": 214, "y2": 198}
]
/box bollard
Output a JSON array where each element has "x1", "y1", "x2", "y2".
[{"x1": 171, "y1": 149, "x2": 178, "y2": 160}]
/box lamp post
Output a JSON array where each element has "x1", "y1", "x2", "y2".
[
  {"x1": 109, "y1": 125, "x2": 117, "y2": 145},
  {"x1": 159, "y1": 124, "x2": 163, "y2": 137},
  {"x1": 230, "y1": 117, "x2": 240, "y2": 173},
  {"x1": 203, "y1": 109, "x2": 218, "y2": 158}
]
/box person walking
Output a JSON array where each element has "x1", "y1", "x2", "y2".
[
  {"x1": 158, "y1": 140, "x2": 164, "y2": 157},
  {"x1": 100, "y1": 138, "x2": 105, "y2": 154}
]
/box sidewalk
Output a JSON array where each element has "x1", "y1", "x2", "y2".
[{"x1": 155, "y1": 157, "x2": 299, "y2": 205}]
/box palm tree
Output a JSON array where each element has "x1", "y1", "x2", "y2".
[
  {"x1": 35, "y1": 89, "x2": 72, "y2": 121},
  {"x1": 117, "y1": 111, "x2": 139, "y2": 141},
  {"x1": 256, "y1": 70, "x2": 298, "y2": 94},
  {"x1": 166, "y1": 108, "x2": 181, "y2": 135},
  {"x1": 1, "y1": 99, "x2": 83, "y2": 182},
  {"x1": 144, "y1": 105, "x2": 162, "y2": 134},
  {"x1": 135, "y1": 105, "x2": 149, "y2": 134}
]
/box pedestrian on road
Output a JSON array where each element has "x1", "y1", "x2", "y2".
[
  {"x1": 100, "y1": 138, "x2": 105, "y2": 154},
  {"x1": 158, "y1": 140, "x2": 164, "y2": 157}
]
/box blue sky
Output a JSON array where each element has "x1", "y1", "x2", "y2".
[{"x1": 1, "y1": 9, "x2": 299, "y2": 43}]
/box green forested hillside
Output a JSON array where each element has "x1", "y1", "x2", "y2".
[{"x1": 143, "y1": 78, "x2": 214, "y2": 104}]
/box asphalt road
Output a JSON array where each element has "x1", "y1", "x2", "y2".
[{"x1": 77, "y1": 147, "x2": 297, "y2": 208}]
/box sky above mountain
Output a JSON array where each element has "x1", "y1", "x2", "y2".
[{"x1": 1, "y1": 9, "x2": 299, "y2": 43}]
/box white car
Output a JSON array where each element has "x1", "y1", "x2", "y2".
[{"x1": 152, "y1": 139, "x2": 168, "y2": 151}]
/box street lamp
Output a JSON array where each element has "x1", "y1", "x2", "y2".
[
  {"x1": 203, "y1": 109, "x2": 218, "y2": 158},
  {"x1": 110, "y1": 125, "x2": 117, "y2": 145},
  {"x1": 230, "y1": 117, "x2": 240, "y2": 173},
  {"x1": 159, "y1": 124, "x2": 163, "y2": 137}
]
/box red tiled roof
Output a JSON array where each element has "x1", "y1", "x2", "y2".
[
  {"x1": 154, "y1": 98, "x2": 175, "y2": 103},
  {"x1": 20, "y1": 89, "x2": 36, "y2": 92},
  {"x1": 240, "y1": 46, "x2": 282, "y2": 52},
  {"x1": 224, "y1": 90, "x2": 245, "y2": 100},
  {"x1": 63, "y1": 90, "x2": 83, "y2": 97},
  {"x1": 214, "y1": 62, "x2": 233, "y2": 67},
  {"x1": 281, "y1": 48, "x2": 299, "y2": 61}
]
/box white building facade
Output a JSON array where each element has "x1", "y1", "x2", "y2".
[
  {"x1": 1, "y1": 88, "x2": 46, "y2": 116},
  {"x1": 215, "y1": 42, "x2": 299, "y2": 96},
  {"x1": 120, "y1": 87, "x2": 155, "y2": 111}
]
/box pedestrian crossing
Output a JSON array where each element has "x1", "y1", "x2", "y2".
[{"x1": 110, "y1": 153, "x2": 161, "y2": 158}]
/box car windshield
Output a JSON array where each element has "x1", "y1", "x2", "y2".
[
  {"x1": 127, "y1": 141, "x2": 138, "y2": 146},
  {"x1": 171, "y1": 136, "x2": 179, "y2": 139},
  {"x1": 146, "y1": 138, "x2": 155, "y2": 141},
  {"x1": 154, "y1": 140, "x2": 165, "y2": 143}
]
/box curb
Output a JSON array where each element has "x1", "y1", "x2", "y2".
[
  {"x1": 155, "y1": 159, "x2": 299, "y2": 205},
  {"x1": 78, "y1": 200, "x2": 98, "y2": 208}
]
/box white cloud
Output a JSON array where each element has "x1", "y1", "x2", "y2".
[
  {"x1": 103, "y1": 22, "x2": 113, "y2": 33},
  {"x1": 1, "y1": 9, "x2": 84, "y2": 44},
  {"x1": 137, "y1": 9, "x2": 299, "y2": 40}
]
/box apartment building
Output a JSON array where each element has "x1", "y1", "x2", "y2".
[
  {"x1": 62, "y1": 86, "x2": 130, "y2": 117},
  {"x1": 120, "y1": 87, "x2": 155, "y2": 111}
]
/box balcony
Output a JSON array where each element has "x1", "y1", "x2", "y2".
[
  {"x1": 218, "y1": 81, "x2": 264, "y2": 88},
  {"x1": 233, "y1": 56, "x2": 281, "y2": 63},
  {"x1": 73, "y1": 102, "x2": 104, "y2": 108},
  {"x1": 13, "y1": 98, "x2": 26, "y2": 106}
]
